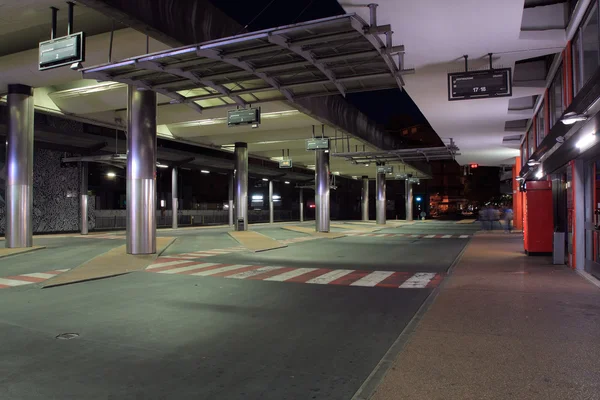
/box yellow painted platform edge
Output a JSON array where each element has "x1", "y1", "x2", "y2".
[
  {"x1": 227, "y1": 231, "x2": 288, "y2": 252},
  {"x1": 0, "y1": 246, "x2": 46, "y2": 259}
]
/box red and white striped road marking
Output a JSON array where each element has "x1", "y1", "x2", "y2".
[
  {"x1": 344, "y1": 232, "x2": 471, "y2": 239},
  {"x1": 145, "y1": 261, "x2": 440, "y2": 289},
  {"x1": 0, "y1": 269, "x2": 69, "y2": 289}
]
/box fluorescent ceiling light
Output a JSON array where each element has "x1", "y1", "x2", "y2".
[
  {"x1": 284, "y1": 181, "x2": 290, "y2": 184},
  {"x1": 260, "y1": 110, "x2": 300, "y2": 119},
  {"x1": 575, "y1": 133, "x2": 596, "y2": 149},
  {"x1": 273, "y1": 195, "x2": 281, "y2": 200},
  {"x1": 527, "y1": 160, "x2": 540, "y2": 167},
  {"x1": 201, "y1": 170, "x2": 210, "y2": 174},
  {"x1": 561, "y1": 112, "x2": 587, "y2": 125},
  {"x1": 252, "y1": 195, "x2": 263, "y2": 200},
  {"x1": 106, "y1": 172, "x2": 116, "y2": 178},
  {"x1": 262, "y1": 178, "x2": 269, "y2": 181},
  {"x1": 157, "y1": 163, "x2": 169, "y2": 169}
]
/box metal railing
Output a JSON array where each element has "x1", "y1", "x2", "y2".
[{"x1": 94, "y1": 209, "x2": 299, "y2": 230}]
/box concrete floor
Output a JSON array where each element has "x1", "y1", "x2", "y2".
[
  {"x1": 370, "y1": 233, "x2": 600, "y2": 400},
  {"x1": 0, "y1": 221, "x2": 471, "y2": 399}
]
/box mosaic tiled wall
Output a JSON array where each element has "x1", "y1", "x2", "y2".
[{"x1": 0, "y1": 148, "x2": 94, "y2": 234}]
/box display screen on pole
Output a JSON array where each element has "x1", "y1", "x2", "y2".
[
  {"x1": 377, "y1": 166, "x2": 393, "y2": 174},
  {"x1": 39, "y1": 32, "x2": 85, "y2": 71},
  {"x1": 227, "y1": 108, "x2": 260, "y2": 126},
  {"x1": 448, "y1": 68, "x2": 512, "y2": 101}
]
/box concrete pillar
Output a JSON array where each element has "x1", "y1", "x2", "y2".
[
  {"x1": 228, "y1": 172, "x2": 234, "y2": 227},
  {"x1": 126, "y1": 86, "x2": 157, "y2": 255},
  {"x1": 80, "y1": 162, "x2": 89, "y2": 235},
  {"x1": 315, "y1": 149, "x2": 330, "y2": 232},
  {"x1": 171, "y1": 167, "x2": 178, "y2": 229},
  {"x1": 234, "y1": 142, "x2": 248, "y2": 231},
  {"x1": 6, "y1": 84, "x2": 34, "y2": 248},
  {"x1": 361, "y1": 176, "x2": 369, "y2": 221},
  {"x1": 269, "y1": 180, "x2": 274, "y2": 224},
  {"x1": 299, "y1": 188, "x2": 304, "y2": 222},
  {"x1": 405, "y1": 178, "x2": 414, "y2": 222},
  {"x1": 376, "y1": 169, "x2": 386, "y2": 225}
]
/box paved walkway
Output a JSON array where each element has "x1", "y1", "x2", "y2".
[{"x1": 370, "y1": 233, "x2": 600, "y2": 400}]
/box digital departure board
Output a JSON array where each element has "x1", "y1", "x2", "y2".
[
  {"x1": 448, "y1": 68, "x2": 512, "y2": 101},
  {"x1": 279, "y1": 159, "x2": 293, "y2": 168},
  {"x1": 227, "y1": 108, "x2": 261, "y2": 126},
  {"x1": 306, "y1": 138, "x2": 330, "y2": 150},
  {"x1": 39, "y1": 32, "x2": 85, "y2": 71}
]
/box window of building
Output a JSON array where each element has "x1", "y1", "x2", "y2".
[
  {"x1": 521, "y1": 141, "x2": 526, "y2": 166},
  {"x1": 573, "y1": 2, "x2": 599, "y2": 94},
  {"x1": 528, "y1": 126, "x2": 535, "y2": 158},
  {"x1": 536, "y1": 105, "x2": 545, "y2": 148},
  {"x1": 549, "y1": 64, "x2": 564, "y2": 129}
]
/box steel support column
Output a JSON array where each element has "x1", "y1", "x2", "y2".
[
  {"x1": 315, "y1": 149, "x2": 330, "y2": 232},
  {"x1": 126, "y1": 86, "x2": 157, "y2": 254},
  {"x1": 234, "y1": 142, "x2": 248, "y2": 231},
  {"x1": 361, "y1": 175, "x2": 369, "y2": 221},
  {"x1": 405, "y1": 178, "x2": 414, "y2": 222},
  {"x1": 269, "y1": 180, "x2": 274, "y2": 224},
  {"x1": 299, "y1": 188, "x2": 304, "y2": 222},
  {"x1": 376, "y1": 169, "x2": 386, "y2": 225},
  {"x1": 228, "y1": 172, "x2": 234, "y2": 227},
  {"x1": 6, "y1": 84, "x2": 34, "y2": 248},
  {"x1": 80, "y1": 162, "x2": 89, "y2": 235},
  {"x1": 171, "y1": 167, "x2": 178, "y2": 229}
]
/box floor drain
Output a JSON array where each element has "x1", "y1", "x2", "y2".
[{"x1": 55, "y1": 333, "x2": 80, "y2": 340}]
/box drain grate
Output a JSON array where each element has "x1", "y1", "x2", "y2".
[{"x1": 55, "y1": 333, "x2": 80, "y2": 340}]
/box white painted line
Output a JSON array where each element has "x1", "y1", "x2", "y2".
[
  {"x1": 227, "y1": 266, "x2": 284, "y2": 279},
  {"x1": 147, "y1": 260, "x2": 194, "y2": 270},
  {"x1": 0, "y1": 278, "x2": 31, "y2": 287},
  {"x1": 159, "y1": 263, "x2": 218, "y2": 274},
  {"x1": 459, "y1": 235, "x2": 469, "y2": 239},
  {"x1": 191, "y1": 264, "x2": 251, "y2": 276},
  {"x1": 306, "y1": 269, "x2": 354, "y2": 285},
  {"x1": 24, "y1": 272, "x2": 57, "y2": 279},
  {"x1": 176, "y1": 253, "x2": 213, "y2": 258},
  {"x1": 411, "y1": 234, "x2": 421, "y2": 238},
  {"x1": 350, "y1": 271, "x2": 395, "y2": 287},
  {"x1": 441, "y1": 235, "x2": 452, "y2": 238},
  {"x1": 399, "y1": 273, "x2": 437, "y2": 288},
  {"x1": 56, "y1": 269, "x2": 70, "y2": 272},
  {"x1": 424, "y1": 235, "x2": 436, "y2": 238},
  {"x1": 264, "y1": 268, "x2": 318, "y2": 282}
]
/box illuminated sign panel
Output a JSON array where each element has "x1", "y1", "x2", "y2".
[
  {"x1": 448, "y1": 68, "x2": 512, "y2": 101},
  {"x1": 227, "y1": 108, "x2": 261, "y2": 126},
  {"x1": 39, "y1": 32, "x2": 85, "y2": 71}
]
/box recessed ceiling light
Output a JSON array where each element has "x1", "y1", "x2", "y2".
[{"x1": 201, "y1": 170, "x2": 210, "y2": 174}]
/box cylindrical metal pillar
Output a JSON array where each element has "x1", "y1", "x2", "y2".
[
  {"x1": 126, "y1": 86, "x2": 157, "y2": 254},
  {"x1": 405, "y1": 178, "x2": 414, "y2": 222},
  {"x1": 228, "y1": 172, "x2": 234, "y2": 227},
  {"x1": 361, "y1": 175, "x2": 369, "y2": 221},
  {"x1": 376, "y1": 169, "x2": 386, "y2": 225},
  {"x1": 171, "y1": 167, "x2": 178, "y2": 229},
  {"x1": 299, "y1": 188, "x2": 304, "y2": 222},
  {"x1": 6, "y1": 84, "x2": 34, "y2": 248},
  {"x1": 80, "y1": 162, "x2": 89, "y2": 235},
  {"x1": 315, "y1": 149, "x2": 330, "y2": 232},
  {"x1": 234, "y1": 142, "x2": 248, "y2": 231},
  {"x1": 269, "y1": 180, "x2": 274, "y2": 224}
]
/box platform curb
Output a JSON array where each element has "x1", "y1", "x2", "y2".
[
  {"x1": 350, "y1": 237, "x2": 472, "y2": 400},
  {"x1": 0, "y1": 246, "x2": 46, "y2": 259}
]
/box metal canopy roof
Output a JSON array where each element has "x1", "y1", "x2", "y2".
[
  {"x1": 81, "y1": 14, "x2": 411, "y2": 112},
  {"x1": 331, "y1": 141, "x2": 460, "y2": 179}
]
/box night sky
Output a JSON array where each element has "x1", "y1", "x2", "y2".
[{"x1": 209, "y1": 0, "x2": 428, "y2": 129}]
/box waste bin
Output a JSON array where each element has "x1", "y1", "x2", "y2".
[
  {"x1": 553, "y1": 232, "x2": 565, "y2": 265},
  {"x1": 237, "y1": 218, "x2": 245, "y2": 231}
]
